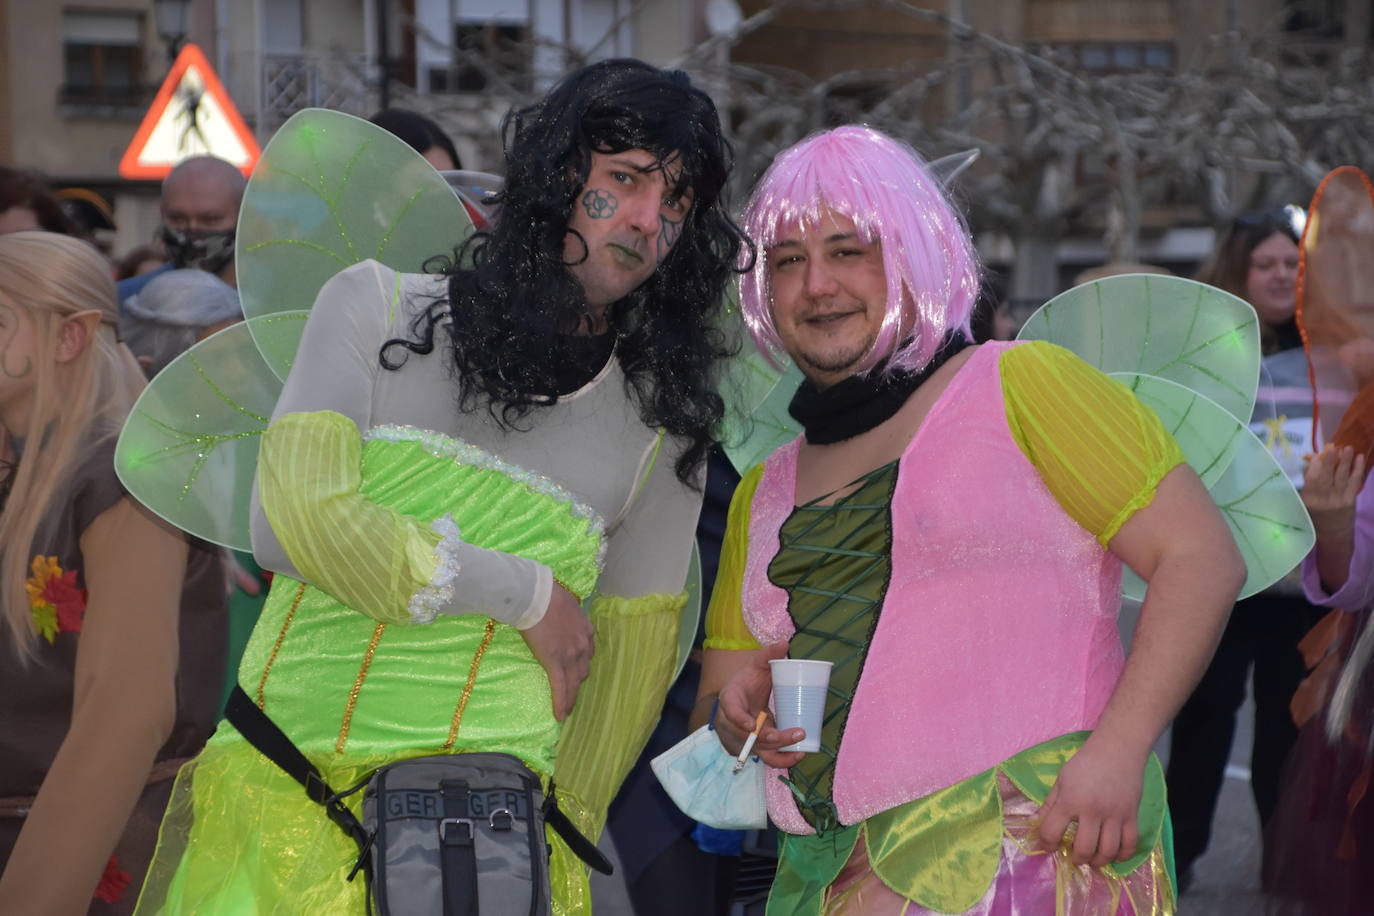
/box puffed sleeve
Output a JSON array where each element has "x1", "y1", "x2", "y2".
[
  {"x1": 999, "y1": 340, "x2": 1187, "y2": 546},
  {"x1": 1303, "y1": 480, "x2": 1374, "y2": 609},
  {"x1": 704, "y1": 462, "x2": 765, "y2": 650},
  {"x1": 550, "y1": 434, "x2": 708, "y2": 859},
  {"x1": 251, "y1": 260, "x2": 550, "y2": 627}
]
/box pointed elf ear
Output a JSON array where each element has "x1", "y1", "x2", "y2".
[{"x1": 54, "y1": 310, "x2": 104, "y2": 363}]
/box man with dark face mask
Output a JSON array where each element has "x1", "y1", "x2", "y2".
[{"x1": 116, "y1": 155, "x2": 246, "y2": 310}]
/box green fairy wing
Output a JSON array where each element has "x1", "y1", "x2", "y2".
[
  {"x1": 717, "y1": 287, "x2": 805, "y2": 475},
  {"x1": 237, "y1": 108, "x2": 475, "y2": 379},
  {"x1": 1016, "y1": 273, "x2": 1261, "y2": 421},
  {"x1": 115, "y1": 315, "x2": 300, "y2": 550},
  {"x1": 1109, "y1": 374, "x2": 1314, "y2": 600},
  {"x1": 1017, "y1": 274, "x2": 1314, "y2": 598},
  {"x1": 115, "y1": 108, "x2": 474, "y2": 548},
  {"x1": 720, "y1": 344, "x2": 805, "y2": 476}
]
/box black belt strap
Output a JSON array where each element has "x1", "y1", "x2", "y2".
[
  {"x1": 224, "y1": 686, "x2": 371, "y2": 854},
  {"x1": 543, "y1": 783, "x2": 613, "y2": 875},
  {"x1": 440, "y1": 780, "x2": 479, "y2": 916}
]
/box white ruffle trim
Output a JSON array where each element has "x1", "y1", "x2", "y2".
[
  {"x1": 365, "y1": 425, "x2": 607, "y2": 571},
  {"x1": 407, "y1": 514, "x2": 463, "y2": 624}
]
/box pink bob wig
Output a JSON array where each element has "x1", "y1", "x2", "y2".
[{"x1": 739, "y1": 125, "x2": 980, "y2": 374}]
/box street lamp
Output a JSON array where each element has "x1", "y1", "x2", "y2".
[{"x1": 153, "y1": 0, "x2": 191, "y2": 63}]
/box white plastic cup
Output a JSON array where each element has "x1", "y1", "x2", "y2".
[{"x1": 769, "y1": 658, "x2": 834, "y2": 753}]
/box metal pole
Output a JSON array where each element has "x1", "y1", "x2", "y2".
[{"x1": 377, "y1": 0, "x2": 390, "y2": 110}]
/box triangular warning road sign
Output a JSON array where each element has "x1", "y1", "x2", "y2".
[{"x1": 119, "y1": 43, "x2": 261, "y2": 179}]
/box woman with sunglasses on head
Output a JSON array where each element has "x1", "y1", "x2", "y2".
[
  {"x1": 0, "y1": 232, "x2": 226, "y2": 914},
  {"x1": 1164, "y1": 207, "x2": 1324, "y2": 894}
]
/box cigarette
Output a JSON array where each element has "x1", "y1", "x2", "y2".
[{"x1": 733, "y1": 711, "x2": 769, "y2": 772}]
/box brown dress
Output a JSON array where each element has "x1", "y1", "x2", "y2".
[{"x1": 0, "y1": 438, "x2": 226, "y2": 914}]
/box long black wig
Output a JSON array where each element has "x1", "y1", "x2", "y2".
[{"x1": 382, "y1": 59, "x2": 752, "y2": 486}]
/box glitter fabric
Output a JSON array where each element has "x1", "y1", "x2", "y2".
[
  {"x1": 368, "y1": 425, "x2": 609, "y2": 573},
  {"x1": 747, "y1": 344, "x2": 1129, "y2": 832},
  {"x1": 765, "y1": 733, "x2": 1175, "y2": 915},
  {"x1": 833, "y1": 342, "x2": 1125, "y2": 822},
  {"x1": 743, "y1": 439, "x2": 801, "y2": 646}
]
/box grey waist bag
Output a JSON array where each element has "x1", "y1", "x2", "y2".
[{"x1": 225, "y1": 685, "x2": 612, "y2": 916}]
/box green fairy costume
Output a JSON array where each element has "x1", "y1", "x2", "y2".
[{"x1": 119, "y1": 111, "x2": 701, "y2": 914}]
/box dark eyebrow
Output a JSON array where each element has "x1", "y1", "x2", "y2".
[
  {"x1": 608, "y1": 156, "x2": 657, "y2": 174},
  {"x1": 825, "y1": 232, "x2": 858, "y2": 244}
]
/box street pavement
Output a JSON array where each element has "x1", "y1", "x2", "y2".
[{"x1": 1165, "y1": 695, "x2": 1268, "y2": 915}]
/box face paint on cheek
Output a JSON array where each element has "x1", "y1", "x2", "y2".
[
  {"x1": 657, "y1": 212, "x2": 683, "y2": 262},
  {"x1": 0, "y1": 304, "x2": 32, "y2": 380},
  {"x1": 582, "y1": 189, "x2": 618, "y2": 219}
]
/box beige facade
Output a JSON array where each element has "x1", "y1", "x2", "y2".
[
  {"x1": 0, "y1": 0, "x2": 371, "y2": 255},
  {"x1": 1, "y1": 0, "x2": 705, "y2": 256},
  {"x1": 2, "y1": 1, "x2": 165, "y2": 253},
  {"x1": 729, "y1": 0, "x2": 1373, "y2": 289}
]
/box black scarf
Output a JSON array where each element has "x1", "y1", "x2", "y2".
[{"x1": 788, "y1": 335, "x2": 970, "y2": 445}]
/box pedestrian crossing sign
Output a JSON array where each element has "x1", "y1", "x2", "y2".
[{"x1": 118, "y1": 43, "x2": 260, "y2": 179}]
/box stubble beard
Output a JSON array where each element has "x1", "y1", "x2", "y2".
[{"x1": 793, "y1": 331, "x2": 878, "y2": 377}]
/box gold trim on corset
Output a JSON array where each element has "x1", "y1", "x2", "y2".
[
  {"x1": 256, "y1": 582, "x2": 308, "y2": 709},
  {"x1": 336, "y1": 621, "x2": 388, "y2": 754},
  {"x1": 442, "y1": 619, "x2": 497, "y2": 750}
]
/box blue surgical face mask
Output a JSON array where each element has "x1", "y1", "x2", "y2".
[{"x1": 650, "y1": 724, "x2": 768, "y2": 831}]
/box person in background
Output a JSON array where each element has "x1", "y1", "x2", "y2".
[
  {"x1": 1262, "y1": 444, "x2": 1374, "y2": 915},
  {"x1": 1165, "y1": 206, "x2": 1322, "y2": 892},
  {"x1": 116, "y1": 156, "x2": 245, "y2": 309},
  {"x1": 369, "y1": 106, "x2": 503, "y2": 228},
  {"x1": 55, "y1": 187, "x2": 118, "y2": 255},
  {"x1": 0, "y1": 168, "x2": 77, "y2": 237},
  {"x1": 0, "y1": 232, "x2": 226, "y2": 915},
  {"x1": 369, "y1": 107, "x2": 464, "y2": 171},
  {"x1": 115, "y1": 244, "x2": 168, "y2": 283},
  {"x1": 119, "y1": 269, "x2": 243, "y2": 378}
]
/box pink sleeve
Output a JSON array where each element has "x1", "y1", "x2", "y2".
[{"x1": 1303, "y1": 479, "x2": 1374, "y2": 610}]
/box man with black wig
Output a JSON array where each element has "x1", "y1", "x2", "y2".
[{"x1": 133, "y1": 59, "x2": 750, "y2": 915}]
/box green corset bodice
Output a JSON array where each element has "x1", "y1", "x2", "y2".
[
  {"x1": 767, "y1": 461, "x2": 898, "y2": 832},
  {"x1": 222, "y1": 429, "x2": 605, "y2": 778}
]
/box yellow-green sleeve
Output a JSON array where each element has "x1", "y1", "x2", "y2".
[
  {"x1": 257, "y1": 409, "x2": 444, "y2": 624},
  {"x1": 1000, "y1": 341, "x2": 1187, "y2": 547},
  {"x1": 704, "y1": 463, "x2": 765, "y2": 651}
]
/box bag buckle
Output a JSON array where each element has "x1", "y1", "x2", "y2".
[
  {"x1": 304, "y1": 770, "x2": 331, "y2": 805},
  {"x1": 489, "y1": 808, "x2": 514, "y2": 831},
  {"x1": 440, "y1": 817, "x2": 474, "y2": 845}
]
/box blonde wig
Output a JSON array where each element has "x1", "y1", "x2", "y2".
[{"x1": 0, "y1": 231, "x2": 145, "y2": 659}]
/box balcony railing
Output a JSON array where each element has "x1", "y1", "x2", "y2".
[
  {"x1": 261, "y1": 52, "x2": 372, "y2": 127},
  {"x1": 57, "y1": 83, "x2": 151, "y2": 119}
]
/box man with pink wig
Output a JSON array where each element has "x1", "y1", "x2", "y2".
[{"x1": 690, "y1": 126, "x2": 1244, "y2": 914}]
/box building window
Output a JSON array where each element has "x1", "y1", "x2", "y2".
[
  {"x1": 1055, "y1": 42, "x2": 1174, "y2": 73},
  {"x1": 1283, "y1": 0, "x2": 1345, "y2": 38},
  {"x1": 61, "y1": 10, "x2": 145, "y2": 106},
  {"x1": 428, "y1": 22, "x2": 530, "y2": 94}
]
